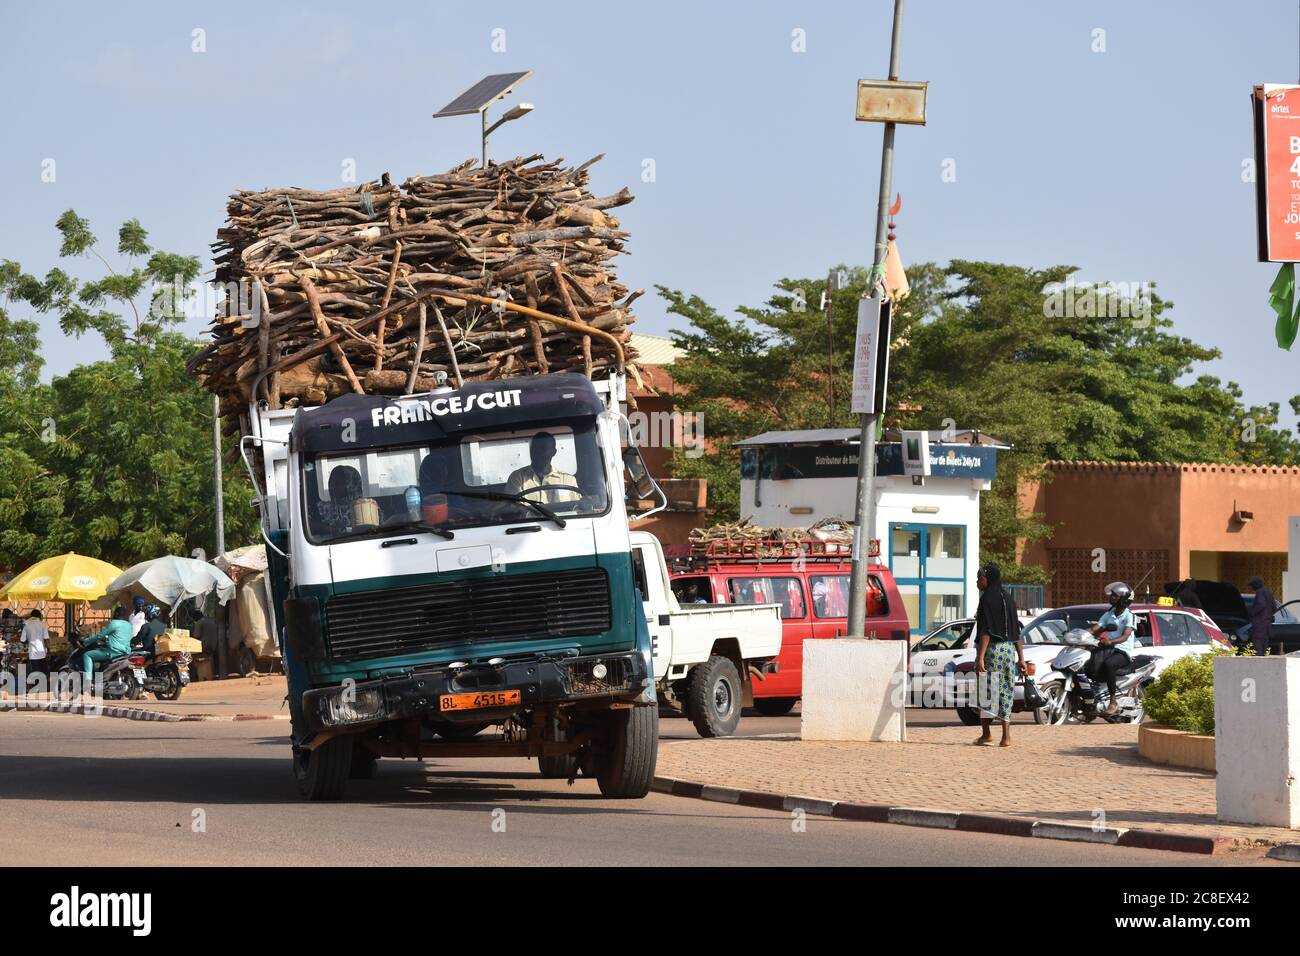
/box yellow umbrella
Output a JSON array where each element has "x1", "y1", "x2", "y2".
[{"x1": 0, "y1": 553, "x2": 124, "y2": 602}]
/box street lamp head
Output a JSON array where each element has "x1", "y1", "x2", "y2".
[{"x1": 502, "y1": 103, "x2": 534, "y2": 122}]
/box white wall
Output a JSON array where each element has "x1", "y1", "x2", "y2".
[
  {"x1": 1215, "y1": 656, "x2": 1300, "y2": 828},
  {"x1": 739, "y1": 472, "x2": 986, "y2": 615}
]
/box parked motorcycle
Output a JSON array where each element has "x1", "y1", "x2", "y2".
[
  {"x1": 59, "y1": 634, "x2": 147, "y2": 700},
  {"x1": 1036, "y1": 628, "x2": 1157, "y2": 725},
  {"x1": 136, "y1": 649, "x2": 191, "y2": 701}
]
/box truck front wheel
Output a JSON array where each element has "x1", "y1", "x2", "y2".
[
  {"x1": 687, "y1": 655, "x2": 743, "y2": 737},
  {"x1": 293, "y1": 734, "x2": 354, "y2": 800},
  {"x1": 594, "y1": 705, "x2": 658, "y2": 798}
]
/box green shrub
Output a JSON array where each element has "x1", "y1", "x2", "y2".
[{"x1": 1143, "y1": 653, "x2": 1219, "y2": 736}]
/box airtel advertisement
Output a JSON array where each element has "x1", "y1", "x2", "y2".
[{"x1": 1254, "y1": 84, "x2": 1300, "y2": 262}]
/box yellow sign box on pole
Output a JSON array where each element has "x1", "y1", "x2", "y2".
[{"x1": 856, "y1": 80, "x2": 928, "y2": 125}]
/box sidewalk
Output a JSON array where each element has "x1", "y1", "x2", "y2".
[
  {"x1": 1, "y1": 675, "x2": 290, "y2": 721},
  {"x1": 127, "y1": 675, "x2": 289, "y2": 719},
  {"x1": 656, "y1": 722, "x2": 1297, "y2": 850}
]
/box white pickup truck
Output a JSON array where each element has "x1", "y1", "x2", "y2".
[{"x1": 630, "y1": 531, "x2": 782, "y2": 737}]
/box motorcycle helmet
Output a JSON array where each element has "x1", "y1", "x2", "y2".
[
  {"x1": 1104, "y1": 581, "x2": 1133, "y2": 610},
  {"x1": 144, "y1": 604, "x2": 161, "y2": 622}
]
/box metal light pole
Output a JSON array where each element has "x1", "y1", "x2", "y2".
[
  {"x1": 846, "y1": 0, "x2": 906, "y2": 639},
  {"x1": 213, "y1": 392, "x2": 227, "y2": 679},
  {"x1": 213, "y1": 393, "x2": 225, "y2": 557},
  {"x1": 483, "y1": 103, "x2": 535, "y2": 167}
]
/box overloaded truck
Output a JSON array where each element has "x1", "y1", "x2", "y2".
[
  {"x1": 203, "y1": 156, "x2": 781, "y2": 799},
  {"x1": 245, "y1": 371, "x2": 657, "y2": 798},
  {"x1": 242, "y1": 370, "x2": 781, "y2": 800}
]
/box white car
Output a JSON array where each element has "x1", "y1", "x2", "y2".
[{"x1": 909, "y1": 618, "x2": 1072, "y2": 723}]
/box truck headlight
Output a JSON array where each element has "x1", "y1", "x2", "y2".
[{"x1": 306, "y1": 683, "x2": 387, "y2": 727}]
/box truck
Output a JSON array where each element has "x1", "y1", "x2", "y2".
[
  {"x1": 243, "y1": 371, "x2": 666, "y2": 800},
  {"x1": 630, "y1": 531, "x2": 782, "y2": 737}
]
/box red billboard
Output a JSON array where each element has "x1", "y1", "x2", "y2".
[{"x1": 1254, "y1": 84, "x2": 1300, "y2": 262}]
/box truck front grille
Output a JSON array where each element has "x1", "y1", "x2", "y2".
[{"x1": 324, "y1": 567, "x2": 612, "y2": 660}]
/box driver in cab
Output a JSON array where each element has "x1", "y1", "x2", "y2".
[{"x1": 505, "y1": 432, "x2": 580, "y2": 505}]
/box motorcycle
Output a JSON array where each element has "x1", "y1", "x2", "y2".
[
  {"x1": 58, "y1": 634, "x2": 147, "y2": 700},
  {"x1": 1036, "y1": 628, "x2": 1157, "y2": 725},
  {"x1": 136, "y1": 648, "x2": 191, "y2": 701}
]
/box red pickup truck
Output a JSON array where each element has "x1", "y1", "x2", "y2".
[{"x1": 667, "y1": 538, "x2": 910, "y2": 716}]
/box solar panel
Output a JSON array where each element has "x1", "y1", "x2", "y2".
[{"x1": 433, "y1": 71, "x2": 533, "y2": 117}]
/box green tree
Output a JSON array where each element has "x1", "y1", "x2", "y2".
[
  {"x1": 0, "y1": 212, "x2": 257, "y2": 569},
  {"x1": 660, "y1": 260, "x2": 1300, "y2": 582}
]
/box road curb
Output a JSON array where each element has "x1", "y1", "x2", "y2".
[
  {"x1": 651, "y1": 775, "x2": 1246, "y2": 855},
  {"x1": 0, "y1": 701, "x2": 287, "y2": 723}
]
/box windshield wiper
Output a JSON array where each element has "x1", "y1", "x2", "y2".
[
  {"x1": 325, "y1": 520, "x2": 454, "y2": 544},
  {"x1": 382, "y1": 519, "x2": 455, "y2": 540},
  {"x1": 449, "y1": 490, "x2": 567, "y2": 529}
]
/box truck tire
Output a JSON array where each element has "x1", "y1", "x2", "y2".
[
  {"x1": 594, "y1": 705, "x2": 658, "y2": 798},
  {"x1": 753, "y1": 696, "x2": 797, "y2": 717},
  {"x1": 687, "y1": 655, "x2": 743, "y2": 737},
  {"x1": 293, "y1": 734, "x2": 353, "y2": 800},
  {"x1": 349, "y1": 749, "x2": 378, "y2": 780}
]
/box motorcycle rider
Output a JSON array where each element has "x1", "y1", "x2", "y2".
[
  {"x1": 1086, "y1": 582, "x2": 1136, "y2": 715},
  {"x1": 81, "y1": 606, "x2": 134, "y2": 683},
  {"x1": 133, "y1": 604, "x2": 167, "y2": 658}
]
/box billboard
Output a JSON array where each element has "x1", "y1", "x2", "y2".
[{"x1": 1253, "y1": 84, "x2": 1300, "y2": 262}]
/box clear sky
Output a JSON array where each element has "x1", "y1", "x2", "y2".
[{"x1": 2, "y1": 0, "x2": 1298, "y2": 425}]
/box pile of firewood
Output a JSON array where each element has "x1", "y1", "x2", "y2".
[
  {"x1": 689, "y1": 517, "x2": 857, "y2": 558},
  {"x1": 189, "y1": 154, "x2": 641, "y2": 417}
]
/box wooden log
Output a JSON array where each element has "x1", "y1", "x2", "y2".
[
  {"x1": 405, "y1": 300, "x2": 428, "y2": 395},
  {"x1": 300, "y1": 276, "x2": 364, "y2": 396}
]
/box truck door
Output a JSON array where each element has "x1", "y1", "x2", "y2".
[{"x1": 631, "y1": 539, "x2": 672, "y2": 681}]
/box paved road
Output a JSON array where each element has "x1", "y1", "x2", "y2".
[{"x1": 0, "y1": 712, "x2": 1266, "y2": 867}]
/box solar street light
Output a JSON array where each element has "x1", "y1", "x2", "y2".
[{"x1": 432, "y1": 71, "x2": 535, "y2": 168}]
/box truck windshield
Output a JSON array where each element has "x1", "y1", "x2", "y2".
[{"x1": 302, "y1": 420, "x2": 609, "y2": 544}]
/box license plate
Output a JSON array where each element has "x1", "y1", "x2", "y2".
[
  {"x1": 439, "y1": 689, "x2": 521, "y2": 711},
  {"x1": 133, "y1": 668, "x2": 146, "y2": 681}
]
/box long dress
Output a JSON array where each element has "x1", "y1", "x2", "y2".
[{"x1": 979, "y1": 640, "x2": 1016, "y2": 722}]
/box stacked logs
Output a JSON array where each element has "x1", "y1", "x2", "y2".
[
  {"x1": 189, "y1": 154, "x2": 641, "y2": 419},
  {"x1": 688, "y1": 517, "x2": 856, "y2": 558}
]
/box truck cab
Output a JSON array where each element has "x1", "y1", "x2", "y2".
[{"x1": 246, "y1": 373, "x2": 659, "y2": 799}]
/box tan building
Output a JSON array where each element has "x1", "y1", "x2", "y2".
[
  {"x1": 1018, "y1": 461, "x2": 1300, "y2": 606},
  {"x1": 625, "y1": 333, "x2": 709, "y2": 549}
]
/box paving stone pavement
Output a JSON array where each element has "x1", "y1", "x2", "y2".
[{"x1": 655, "y1": 722, "x2": 1298, "y2": 849}]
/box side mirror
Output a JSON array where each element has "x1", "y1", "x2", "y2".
[{"x1": 623, "y1": 446, "x2": 657, "y2": 500}]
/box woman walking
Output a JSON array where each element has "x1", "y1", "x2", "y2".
[{"x1": 972, "y1": 563, "x2": 1027, "y2": 747}]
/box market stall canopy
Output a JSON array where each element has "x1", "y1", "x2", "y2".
[
  {"x1": 93, "y1": 556, "x2": 235, "y2": 611},
  {"x1": 0, "y1": 553, "x2": 123, "y2": 602},
  {"x1": 213, "y1": 544, "x2": 267, "y2": 575}
]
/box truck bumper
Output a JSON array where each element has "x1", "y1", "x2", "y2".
[{"x1": 301, "y1": 650, "x2": 650, "y2": 732}]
